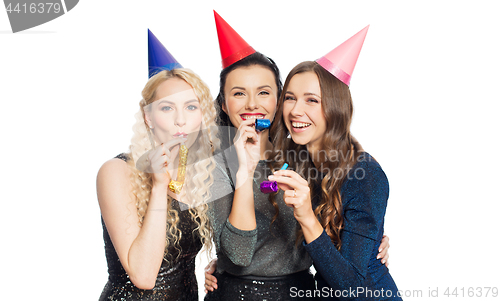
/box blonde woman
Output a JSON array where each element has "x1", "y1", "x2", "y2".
[{"x1": 97, "y1": 68, "x2": 218, "y2": 301}]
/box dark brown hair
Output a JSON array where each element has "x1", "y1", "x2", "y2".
[
  {"x1": 215, "y1": 52, "x2": 282, "y2": 149},
  {"x1": 215, "y1": 52, "x2": 284, "y2": 226},
  {"x1": 269, "y1": 61, "x2": 363, "y2": 249}
]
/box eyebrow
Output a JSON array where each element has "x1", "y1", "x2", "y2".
[
  {"x1": 304, "y1": 92, "x2": 321, "y2": 98},
  {"x1": 230, "y1": 85, "x2": 273, "y2": 92},
  {"x1": 284, "y1": 91, "x2": 321, "y2": 98},
  {"x1": 230, "y1": 86, "x2": 246, "y2": 92},
  {"x1": 157, "y1": 99, "x2": 199, "y2": 105},
  {"x1": 158, "y1": 100, "x2": 174, "y2": 105},
  {"x1": 183, "y1": 99, "x2": 199, "y2": 104}
]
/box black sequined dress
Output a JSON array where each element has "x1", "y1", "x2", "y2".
[{"x1": 99, "y1": 154, "x2": 202, "y2": 301}]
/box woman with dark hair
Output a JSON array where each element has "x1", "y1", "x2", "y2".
[
  {"x1": 214, "y1": 53, "x2": 282, "y2": 128},
  {"x1": 204, "y1": 13, "x2": 391, "y2": 300},
  {"x1": 268, "y1": 27, "x2": 401, "y2": 300},
  {"x1": 205, "y1": 50, "x2": 317, "y2": 299}
]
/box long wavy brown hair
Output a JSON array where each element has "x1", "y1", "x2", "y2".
[{"x1": 269, "y1": 61, "x2": 363, "y2": 249}]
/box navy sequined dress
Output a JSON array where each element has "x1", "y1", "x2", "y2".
[
  {"x1": 304, "y1": 152, "x2": 401, "y2": 300},
  {"x1": 99, "y1": 154, "x2": 202, "y2": 301}
]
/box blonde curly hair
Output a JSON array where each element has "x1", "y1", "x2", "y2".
[{"x1": 127, "y1": 68, "x2": 219, "y2": 260}]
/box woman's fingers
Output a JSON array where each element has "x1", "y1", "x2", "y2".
[
  {"x1": 153, "y1": 138, "x2": 187, "y2": 171},
  {"x1": 284, "y1": 189, "x2": 300, "y2": 198},
  {"x1": 149, "y1": 146, "x2": 163, "y2": 162},
  {"x1": 383, "y1": 253, "x2": 389, "y2": 267},
  {"x1": 271, "y1": 169, "x2": 308, "y2": 186},
  {"x1": 241, "y1": 130, "x2": 258, "y2": 143},
  {"x1": 234, "y1": 119, "x2": 261, "y2": 143},
  {"x1": 268, "y1": 174, "x2": 306, "y2": 192},
  {"x1": 268, "y1": 171, "x2": 313, "y2": 215},
  {"x1": 268, "y1": 171, "x2": 310, "y2": 200},
  {"x1": 377, "y1": 235, "x2": 390, "y2": 266},
  {"x1": 162, "y1": 137, "x2": 187, "y2": 156},
  {"x1": 275, "y1": 182, "x2": 292, "y2": 192},
  {"x1": 204, "y1": 272, "x2": 218, "y2": 291},
  {"x1": 379, "y1": 235, "x2": 390, "y2": 253},
  {"x1": 148, "y1": 148, "x2": 167, "y2": 174},
  {"x1": 204, "y1": 258, "x2": 218, "y2": 292},
  {"x1": 282, "y1": 189, "x2": 302, "y2": 208},
  {"x1": 146, "y1": 137, "x2": 187, "y2": 164},
  {"x1": 238, "y1": 118, "x2": 259, "y2": 130},
  {"x1": 235, "y1": 127, "x2": 259, "y2": 144}
]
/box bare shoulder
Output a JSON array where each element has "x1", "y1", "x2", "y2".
[
  {"x1": 98, "y1": 157, "x2": 131, "y2": 182},
  {"x1": 96, "y1": 158, "x2": 133, "y2": 206}
]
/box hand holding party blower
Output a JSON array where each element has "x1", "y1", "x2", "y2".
[
  {"x1": 260, "y1": 163, "x2": 288, "y2": 193},
  {"x1": 168, "y1": 144, "x2": 188, "y2": 194}
]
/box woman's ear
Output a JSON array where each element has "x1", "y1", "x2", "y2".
[{"x1": 221, "y1": 101, "x2": 228, "y2": 115}]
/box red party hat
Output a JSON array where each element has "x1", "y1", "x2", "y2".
[
  {"x1": 316, "y1": 25, "x2": 369, "y2": 86},
  {"x1": 214, "y1": 10, "x2": 256, "y2": 69}
]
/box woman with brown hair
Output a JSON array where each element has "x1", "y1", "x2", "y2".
[{"x1": 268, "y1": 27, "x2": 401, "y2": 300}]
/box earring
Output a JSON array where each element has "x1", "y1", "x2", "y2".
[{"x1": 287, "y1": 132, "x2": 291, "y2": 139}]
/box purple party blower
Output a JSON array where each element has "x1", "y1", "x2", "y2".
[{"x1": 260, "y1": 163, "x2": 288, "y2": 194}]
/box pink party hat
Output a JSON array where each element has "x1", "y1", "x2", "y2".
[{"x1": 316, "y1": 25, "x2": 369, "y2": 86}]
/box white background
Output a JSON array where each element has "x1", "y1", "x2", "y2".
[{"x1": 1, "y1": 1, "x2": 499, "y2": 300}]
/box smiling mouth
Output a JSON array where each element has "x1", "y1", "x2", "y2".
[
  {"x1": 240, "y1": 114, "x2": 265, "y2": 120},
  {"x1": 292, "y1": 122, "x2": 311, "y2": 129}
]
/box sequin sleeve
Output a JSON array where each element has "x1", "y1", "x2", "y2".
[
  {"x1": 208, "y1": 154, "x2": 258, "y2": 267},
  {"x1": 304, "y1": 155, "x2": 389, "y2": 292}
]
